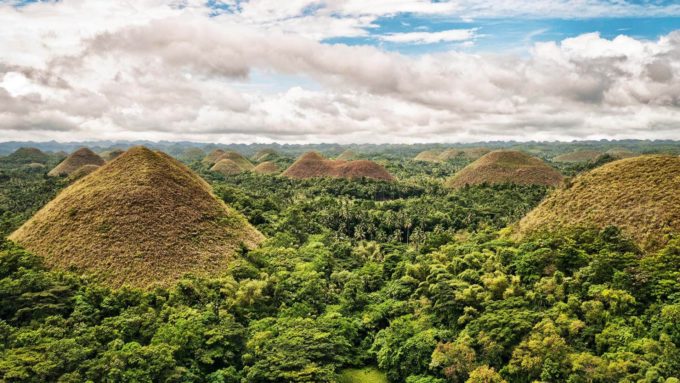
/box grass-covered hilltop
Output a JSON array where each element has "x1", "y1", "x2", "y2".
[{"x1": 0, "y1": 140, "x2": 679, "y2": 383}]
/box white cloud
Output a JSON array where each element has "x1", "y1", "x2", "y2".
[
  {"x1": 0, "y1": 1, "x2": 679, "y2": 143},
  {"x1": 379, "y1": 29, "x2": 477, "y2": 44}
]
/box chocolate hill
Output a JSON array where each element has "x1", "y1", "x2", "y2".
[
  {"x1": 100, "y1": 149, "x2": 125, "y2": 161},
  {"x1": 553, "y1": 150, "x2": 603, "y2": 163},
  {"x1": 202, "y1": 149, "x2": 226, "y2": 165},
  {"x1": 10, "y1": 146, "x2": 264, "y2": 288},
  {"x1": 252, "y1": 149, "x2": 278, "y2": 162},
  {"x1": 216, "y1": 151, "x2": 254, "y2": 171},
  {"x1": 282, "y1": 152, "x2": 394, "y2": 181},
  {"x1": 48, "y1": 148, "x2": 105, "y2": 177},
  {"x1": 211, "y1": 159, "x2": 244, "y2": 176},
  {"x1": 446, "y1": 150, "x2": 563, "y2": 188},
  {"x1": 5, "y1": 147, "x2": 50, "y2": 164},
  {"x1": 518, "y1": 155, "x2": 680, "y2": 252},
  {"x1": 68, "y1": 164, "x2": 101, "y2": 181},
  {"x1": 415, "y1": 148, "x2": 490, "y2": 162},
  {"x1": 337, "y1": 149, "x2": 357, "y2": 161},
  {"x1": 253, "y1": 161, "x2": 280, "y2": 174}
]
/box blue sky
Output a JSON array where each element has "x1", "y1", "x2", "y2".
[{"x1": 0, "y1": 0, "x2": 679, "y2": 143}]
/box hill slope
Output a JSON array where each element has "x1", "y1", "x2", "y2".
[
  {"x1": 10, "y1": 146, "x2": 264, "y2": 288},
  {"x1": 4, "y1": 147, "x2": 50, "y2": 164},
  {"x1": 518, "y1": 155, "x2": 680, "y2": 251},
  {"x1": 216, "y1": 151, "x2": 255, "y2": 170},
  {"x1": 283, "y1": 152, "x2": 394, "y2": 181},
  {"x1": 202, "y1": 149, "x2": 226, "y2": 165},
  {"x1": 446, "y1": 150, "x2": 563, "y2": 188},
  {"x1": 553, "y1": 150, "x2": 603, "y2": 163},
  {"x1": 48, "y1": 148, "x2": 105, "y2": 176},
  {"x1": 211, "y1": 159, "x2": 245, "y2": 175},
  {"x1": 253, "y1": 161, "x2": 280, "y2": 174}
]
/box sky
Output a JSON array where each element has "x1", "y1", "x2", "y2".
[{"x1": 0, "y1": 1, "x2": 679, "y2": 144}]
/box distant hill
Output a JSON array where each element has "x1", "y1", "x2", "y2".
[
  {"x1": 415, "y1": 147, "x2": 490, "y2": 162},
  {"x1": 100, "y1": 149, "x2": 125, "y2": 161},
  {"x1": 10, "y1": 146, "x2": 264, "y2": 288},
  {"x1": 413, "y1": 150, "x2": 442, "y2": 162},
  {"x1": 211, "y1": 159, "x2": 245, "y2": 176},
  {"x1": 253, "y1": 161, "x2": 280, "y2": 174},
  {"x1": 606, "y1": 148, "x2": 638, "y2": 159},
  {"x1": 518, "y1": 155, "x2": 680, "y2": 252},
  {"x1": 337, "y1": 149, "x2": 357, "y2": 161},
  {"x1": 48, "y1": 148, "x2": 105, "y2": 177},
  {"x1": 202, "y1": 149, "x2": 226, "y2": 165},
  {"x1": 4, "y1": 147, "x2": 50, "y2": 164},
  {"x1": 216, "y1": 151, "x2": 255, "y2": 170},
  {"x1": 68, "y1": 164, "x2": 101, "y2": 181},
  {"x1": 553, "y1": 150, "x2": 603, "y2": 163},
  {"x1": 283, "y1": 152, "x2": 394, "y2": 181},
  {"x1": 252, "y1": 148, "x2": 278, "y2": 162},
  {"x1": 446, "y1": 150, "x2": 563, "y2": 188}
]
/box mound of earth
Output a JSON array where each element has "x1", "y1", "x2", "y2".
[
  {"x1": 283, "y1": 152, "x2": 394, "y2": 181},
  {"x1": 606, "y1": 148, "x2": 637, "y2": 159},
  {"x1": 518, "y1": 155, "x2": 680, "y2": 252},
  {"x1": 337, "y1": 149, "x2": 357, "y2": 161},
  {"x1": 5, "y1": 147, "x2": 50, "y2": 164},
  {"x1": 48, "y1": 148, "x2": 105, "y2": 177},
  {"x1": 10, "y1": 146, "x2": 264, "y2": 288},
  {"x1": 414, "y1": 150, "x2": 442, "y2": 162},
  {"x1": 216, "y1": 151, "x2": 255, "y2": 170},
  {"x1": 211, "y1": 159, "x2": 245, "y2": 176},
  {"x1": 446, "y1": 150, "x2": 563, "y2": 188},
  {"x1": 100, "y1": 149, "x2": 125, "y2": 161},
  {"x1": 253, "y1": 161, "x2": 280, "y2": 175},
  {"x1": 202, "y1": 149, "x2": 226, "y2": 165},
  {"x1": 252, "y1": 149, "x2": 278, "y2": 162},
  {"x1": 553, "y1": 150, "x2": 604, "y2": 163},
  {"x1": 181, "y1": 147, "x2": 207, "y2": 162}
]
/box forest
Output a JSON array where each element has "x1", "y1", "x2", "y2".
[{"x1": 0, "y1": 142, "x2": 679, "y2": 383}]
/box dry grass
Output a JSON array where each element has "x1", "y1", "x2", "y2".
[
  {"x1": 202, "y1": 149, "x2": 226, "y2": 165},
  {"x1": 253, "y1": 161, "x2": 280, "y2": 174},
  {"x1": 10, "y1": 146, "x2": 264, "y2": 288},
  {"x1": 100, "y1": 149, "x2": 125, "y2": 161},
  {"x1": 414, "y1": 149, "x2": 442, "y2": 162},
  {"x1": 446, "y1": 150, "x2": 563, "y2": 188},
  {"x1": 252, "y1": 149, "x2": 278, "y2": 162},
  {"x1": 337, "y1": 149, "x2": 357, "y2": 160},
  {"x1": 211, "y1": 159, "x2": 245, "y2": 175},
  {"x1": 216, "y1": 151, "x2": 255, "y2": 170},
  {"x1": 48, "y1": 148, "x2": 105, "y2": 177},
  {"x1": 518, "y1": 155, "x2": 680, "y2": 252},
  {"x1": 283, "y1": 151, "x2": 394, "y2": 181},
  {"x1": 68, "y1": 164, "x2": 101, "y2": 181},
  {"x1": 553, "y1": 150, "x2": 604, "y2": 163}
]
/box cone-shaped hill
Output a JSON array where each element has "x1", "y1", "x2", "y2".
[
  {"x1": 253, "y1": 161, "x2": 280, "y2": 174},
  {"x1": 211, "y1": 159, "x2": 245, "y2": 176},
  {"x1": 216, "y1": 151, "x2": 254, "y2": 170},
  {"x1": 518, "y1": 155, "x2": 680, "y2": 252},
  {"x1": 10, "y1": 146, "x2": 264, "y2": 288},
  {"x1": 337, "y1": 149, "x2": 357, "y2": 161},
  {"x1": 446, "y1": 150, "x2": 563, "y2": 188},
  {"x1": 48, "y1": 148, "x2": 105, "y2": 177},
  {"x1": 414, "y1": 150, "x2": 442, "y2": 162},
  {"x1": 202, "y1": 149, "x2": 226, "y2": 165},
  {"x1": 68, "y1": 164, "x2": 101, "y2": 181},
  {"x1": 5, "y1": 147, "x2": 50, "y2": 164},
  {"x1": 252, "y1": 149, "x2": 278, "y2": 162},
  {"x1": 553, "y1": 150, "x2": 603, "y2": 163},
  {"x1": 100, "y1": 149, "x2": 125, "y2": 161},
  {"x1": 282, "y1": 152, "x2": 394, "y2": 181}
]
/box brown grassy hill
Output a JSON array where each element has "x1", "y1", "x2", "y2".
[
  {"x1": 202, "y1": 149, "x2": 226, "y2": 165},
  {"x1": 518, "y1": 155, "x2": 680, "y2": 252},
  {"x1": 553, "y1": 150, "x2": 604, "y2": 163},
  {"x1": 253, "y1": 161, "x2": 280, "y2": 175},
  {"x1": 337, "y1": 149, "x2": 357, "y2": 161},
  {"x1": 414, "y1": 150, "x2": 442, "y2": 162},
  {"x1": 606, "y1": 148, "x2": 637, "y2": 159},
  {"x1": 211, "y1": 159, "x2": 244, "y2": 176},
  {"x1": 252, "y1": 149, "x2": 278, "y2": 162},
  {"x1": 68, "y1": 164, "x2": 101, "y2": 181},
  {"x1": 460, "y1": 147, "x2": 491, "y2": 160},
  {"x1": 100, "y1": 149, "x2": 125, "y2": 161},
  {"x1": 5, "y1": 147, "x2": 50, "y2": 164},
  {"x1": 48, "y1": 148, "x2": 105, "y2": 177},
  {"x1": 283, "y1": 152, "x2": 394, "y2": 181},
  {"x1": 10, "y1": 146, "x2": 264, "y2": 288},
  {"x1": 446, "y1": 150, "x2": 563, "y2": 188},
  {"x1": 216, "y1": 151, "x2": 255, "y2": 170}
]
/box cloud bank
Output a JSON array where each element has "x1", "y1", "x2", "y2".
[{"x1": 0, "y1": 0, "x2": 679, "y2": 143}]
